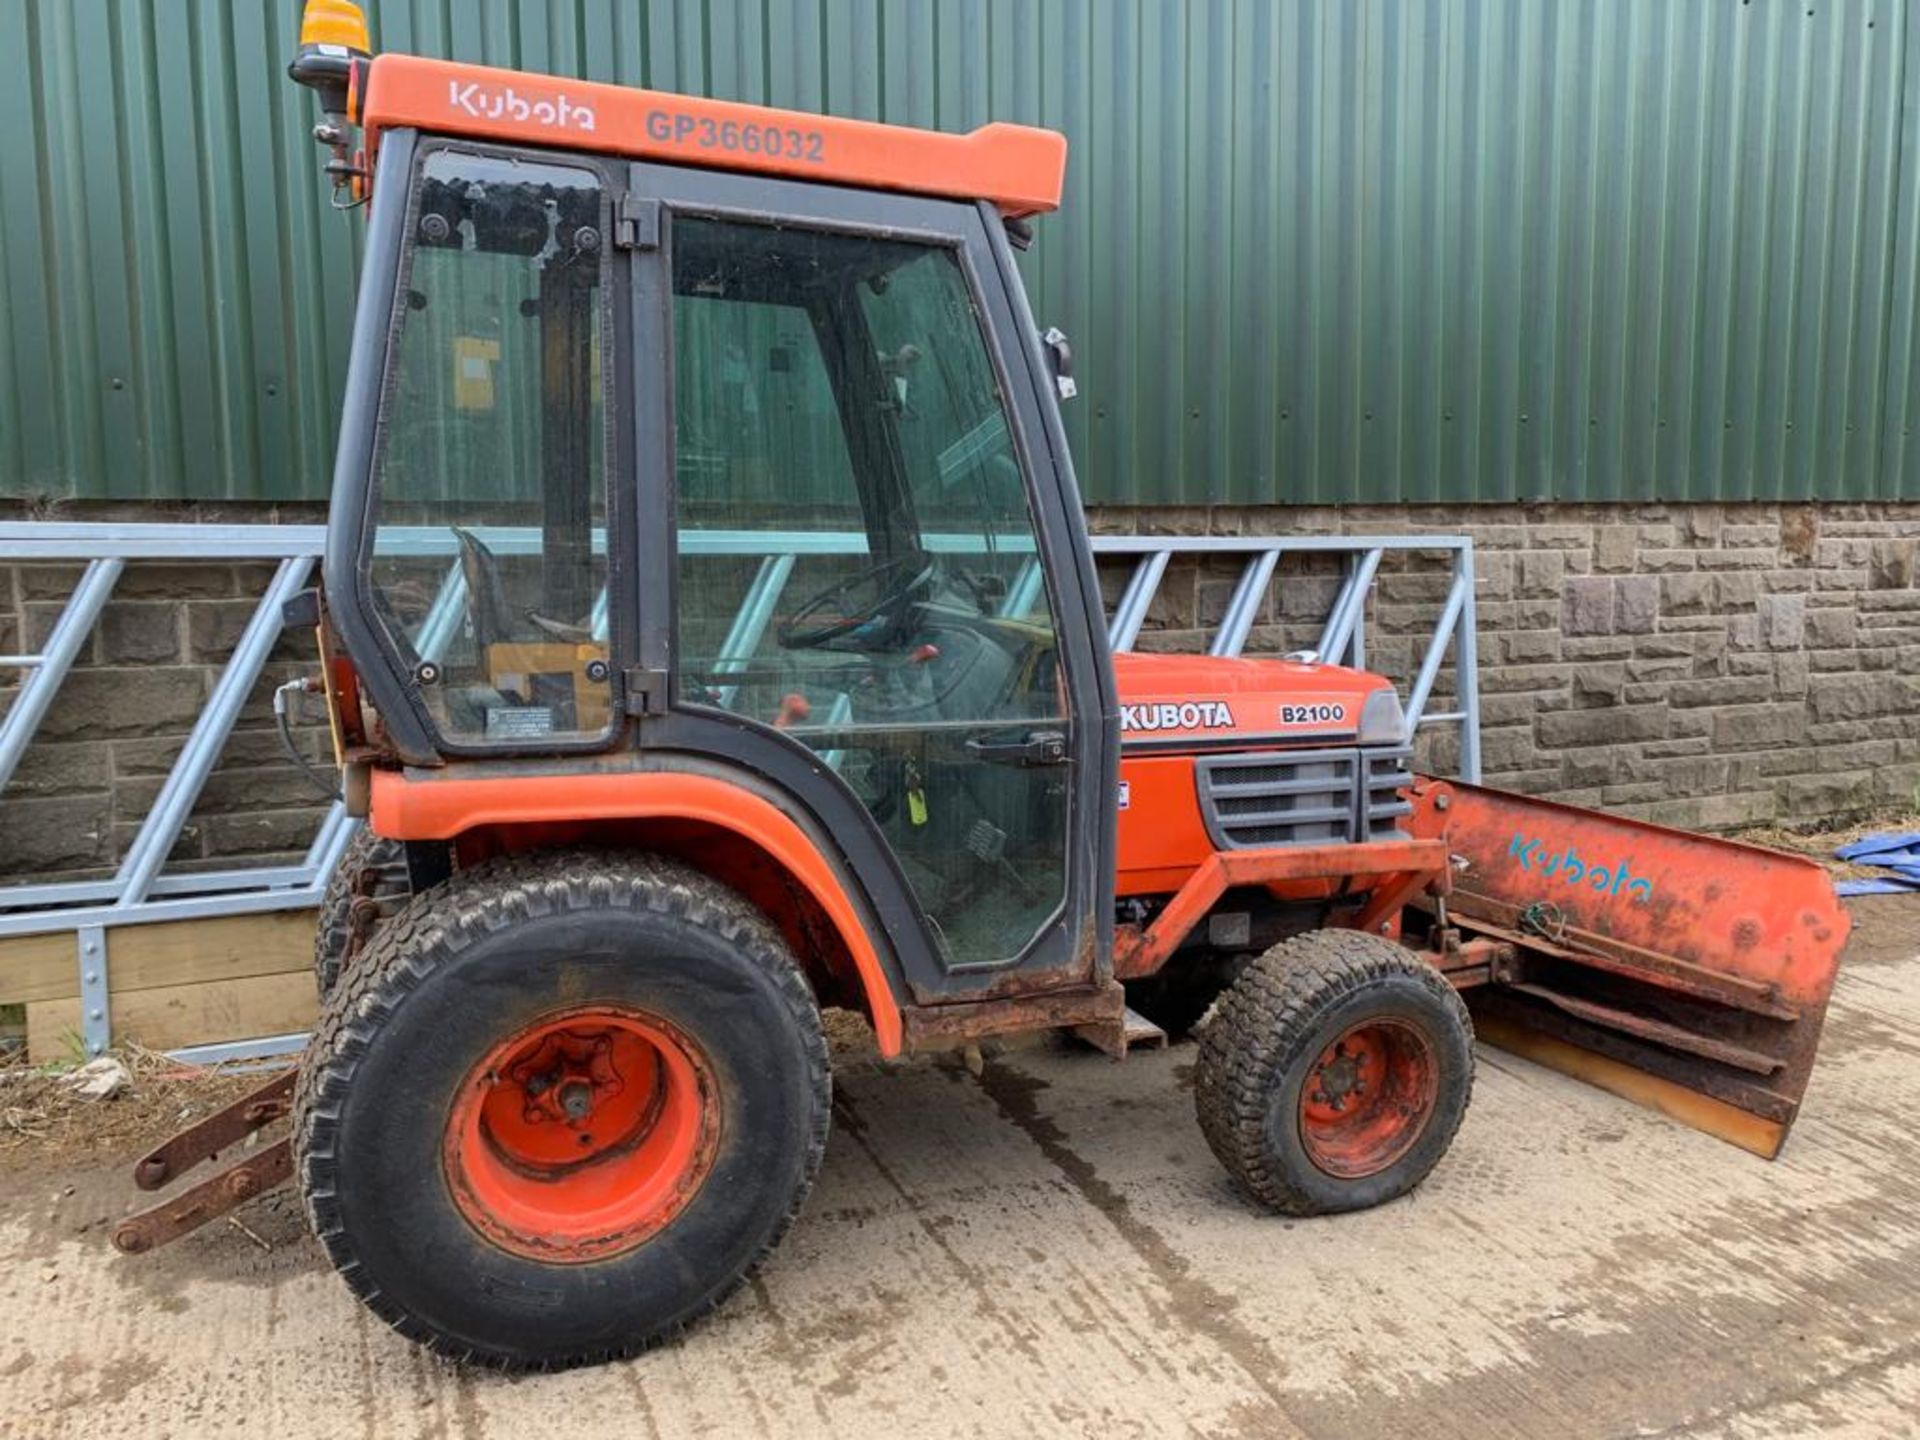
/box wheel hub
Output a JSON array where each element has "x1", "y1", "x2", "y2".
[
  {"x1": 1309, "y1": 1040, "x2": 1369, "y2": 1111},
  {"x1": 508, "y1": 1032, "x2": 624, "y2": 1131},
  {"x1": 444, "y1": 1006, "x2": 720, "y2": 1263},
  {"x1": 1298, "y1": 1019, "x2": 1439, "y2": 1180},
  {"x1": 558, "y1": 1079, "x2": 594, "y2": 1122}
]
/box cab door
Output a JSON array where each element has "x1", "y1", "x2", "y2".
[{"x1": 626, "y1": 163, "x2": 1116, "y2": 1003}]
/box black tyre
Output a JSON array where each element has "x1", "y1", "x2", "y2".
[
  {"x1": 312, "y1": 829, "x2": 409, "y2": 998},
  {"x1": 295, "y1": 849, "x2": 832, "y2": 1369},
  {"x1": 1194, "y1": 929, "x2": 1472, "y2": 1216},
  {"x1": 1123, "y1": 952, "x2": 1250, "y2": 1040}
]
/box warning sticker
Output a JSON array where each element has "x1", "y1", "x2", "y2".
[{"x1": 485, "y1": 706, "x2": 555, "y2": 741}]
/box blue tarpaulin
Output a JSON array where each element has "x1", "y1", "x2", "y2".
[{"x1": 1834, "y1": 832, "x2": 1920, "y2": 896}]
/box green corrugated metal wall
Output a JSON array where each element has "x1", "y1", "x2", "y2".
[{"x1": 3, "y1": 0, "x2": 1918, "y2": 505}]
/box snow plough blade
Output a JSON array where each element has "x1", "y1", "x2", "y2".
[{"x1": 1412, "y1": 781, "x2": 1851, "y2": 1157}]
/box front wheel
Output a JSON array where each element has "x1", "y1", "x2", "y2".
[
  {"x1": 1193, "y1": 929, "x2": 1472, "y2": 1216},
  {"x1": 294, "y1": 850, "x2": 831, "y2": 1369}
]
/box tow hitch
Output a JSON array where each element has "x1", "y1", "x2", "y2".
[{"x1": 111, "y1": 1072, "x2": 295, "y2": 1255}]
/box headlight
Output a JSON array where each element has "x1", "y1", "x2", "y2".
[{"x1": 1356, "y1": 687, "x2": 1407, "y2": 746}]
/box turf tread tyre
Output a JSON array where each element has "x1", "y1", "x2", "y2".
[
  {"x1": 294, "y1": 848, "x2": 831, "y2": 1370},
  {"x1": 312, "y1": 829, "x2": 408, "y2": 998},
  {"x1": 1194, "y1": 928, "x2": 1472, "y2": 1216}
]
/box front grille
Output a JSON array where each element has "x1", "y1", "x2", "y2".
[
  {"x1": 1196, "y1": 746, "x2": 1414, "y2": 850},
  {"x1": 1363, "y1": 750, "x2": 1415, "y2": 838}
]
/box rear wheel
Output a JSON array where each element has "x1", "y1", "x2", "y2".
[
  {"x1": 312, "y1": 829, "x2": 409, "y2": 998},
  {"x1": 1193, "y1": 929, "x2": 1472, "y2": 1216},
  {"x1": 294, "y1": 850, "x2": 831, "y2": 1369}
]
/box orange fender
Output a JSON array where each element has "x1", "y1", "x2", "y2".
[{"x1": 369, "y1": 768, "x2": 903, "y2": 1055}]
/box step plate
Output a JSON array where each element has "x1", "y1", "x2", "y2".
[{"x1": 1075, "y1": 1006, "x2": 1169, "y2": 1059}]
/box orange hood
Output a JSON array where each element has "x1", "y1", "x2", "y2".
[{"x1": 1112, "y1": 652, "x2": 1400, "y2": 749}]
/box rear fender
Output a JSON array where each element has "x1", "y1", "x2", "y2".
[
  {"x1": 369, "y1": 767, "x2": 905, "y2": 1055},
  {"x1": 1411, "y1": 781, "x2": 1850, "y2": 1157}
]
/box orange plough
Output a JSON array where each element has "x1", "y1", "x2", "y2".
[{"x1": 1409, "y1": 781, "x2": 1851, "y2": 1156}]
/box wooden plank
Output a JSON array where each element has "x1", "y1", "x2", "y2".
[
  {"x1": 0, "y1": 910, "x2": 316, "y2": 1004},
  {"x1": 27, "y1": 971, "x2": 319, "y2": 1062},
  {"x1": 106, "y1": 910, "x2": 317, "y2": 993},
  {"x1": 23, "y1": 1003, "x2": 81, "y2": 1064},
  {"x1": 0, "y1": 930, "x2": 78, "y2": 1004}
]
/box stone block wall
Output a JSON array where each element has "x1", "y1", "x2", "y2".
[
  {"x1": 0, "y1": 555, "x2": 337, "y2": 882},
  {"x1": 1087, "y1": 500, "x2": 1920, "y2": 834},
  {"x1": 1, "y1": 499, "x2": 1916, "y2": 884},
  {"x1": 0, "y1": 500, "x2": 335, "y2": 885}
]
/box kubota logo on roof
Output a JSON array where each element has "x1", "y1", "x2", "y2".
[{"x1": 449, "y1": 80, "x2": 596, "y2": 132}]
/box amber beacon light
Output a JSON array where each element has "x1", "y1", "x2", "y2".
[{"x1": 290, "y1": 1, "x2": 374, "y2": 203}]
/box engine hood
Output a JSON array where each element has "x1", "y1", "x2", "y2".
[{"x1": 1111, "y1": 651, "x2": 1403, "y2": 749}]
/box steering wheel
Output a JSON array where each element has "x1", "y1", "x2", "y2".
[{"x1": 776, "y1": 552, "x2": 938, "y2": 651}]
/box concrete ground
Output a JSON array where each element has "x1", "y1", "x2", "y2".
[{"x1": 3, "y1": 895, "x2": 1918, "y2": 1440}]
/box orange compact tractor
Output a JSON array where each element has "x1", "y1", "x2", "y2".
[{"x1": 114, "y1": 4, "x2": 1850, "y2": 1368}]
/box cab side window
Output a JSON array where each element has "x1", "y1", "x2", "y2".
[
  {"x1": 670, "y1": 215, "x2": 1068, "y2": 970},
  {"x1": 365, "y1": 148, "x2": 612, "y2": 746}
]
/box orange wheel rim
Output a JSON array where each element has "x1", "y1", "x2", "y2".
[
  {"x1": 1297, "y1": 1018, "x2": 1438, "y2": 1179},
  {"x1": 444, "y1": 1006, "x2": 720, "y2": 1262}
]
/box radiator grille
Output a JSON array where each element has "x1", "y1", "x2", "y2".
[
  {"x1": 1363, "y1": 750, "x2": 1415, "y2": 839},
  {"x1": 1196, "y1": 746, "x2": 1415, "y2": 849}
]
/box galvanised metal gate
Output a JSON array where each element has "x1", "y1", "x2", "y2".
[{"x1": 0, "y1": 522, "x2": 1479, "y2": 1064}]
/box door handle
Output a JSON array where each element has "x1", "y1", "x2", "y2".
[{"x1": 965, "y1": 730, "x2": 1069, "y2": 767}]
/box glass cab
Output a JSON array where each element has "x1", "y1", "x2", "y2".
[{"x1": 337, "y1": 135, "x2": 1113, "y2": 996}]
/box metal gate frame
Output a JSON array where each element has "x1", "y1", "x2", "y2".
[{"x1": 0, "y1": 521, "x2": 1478, "y2": 1063}]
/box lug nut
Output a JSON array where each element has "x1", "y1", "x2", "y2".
[{"x1": 559, "y1": 1079, "x2": 594, "y2": 1120}]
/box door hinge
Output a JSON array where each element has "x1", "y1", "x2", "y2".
[
  {"x1": 623, "y1": 666, "x2": 670, "y2": 716},
  {"x1": 615, "y1": 194, "x2": 660, "y2": 250}
]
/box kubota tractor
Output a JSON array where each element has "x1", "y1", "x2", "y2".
[{"x1": 113, "y1": 4, "x2": 1851, "y2": 1369}]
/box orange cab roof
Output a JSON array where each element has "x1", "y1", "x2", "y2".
[{"x1": 358, "y1": 55, "x2": 1067, "y2": 218}]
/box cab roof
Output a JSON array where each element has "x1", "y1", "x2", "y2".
[{"x1": 357, "y1": 55, "x2": 1067, "y2": 218}]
